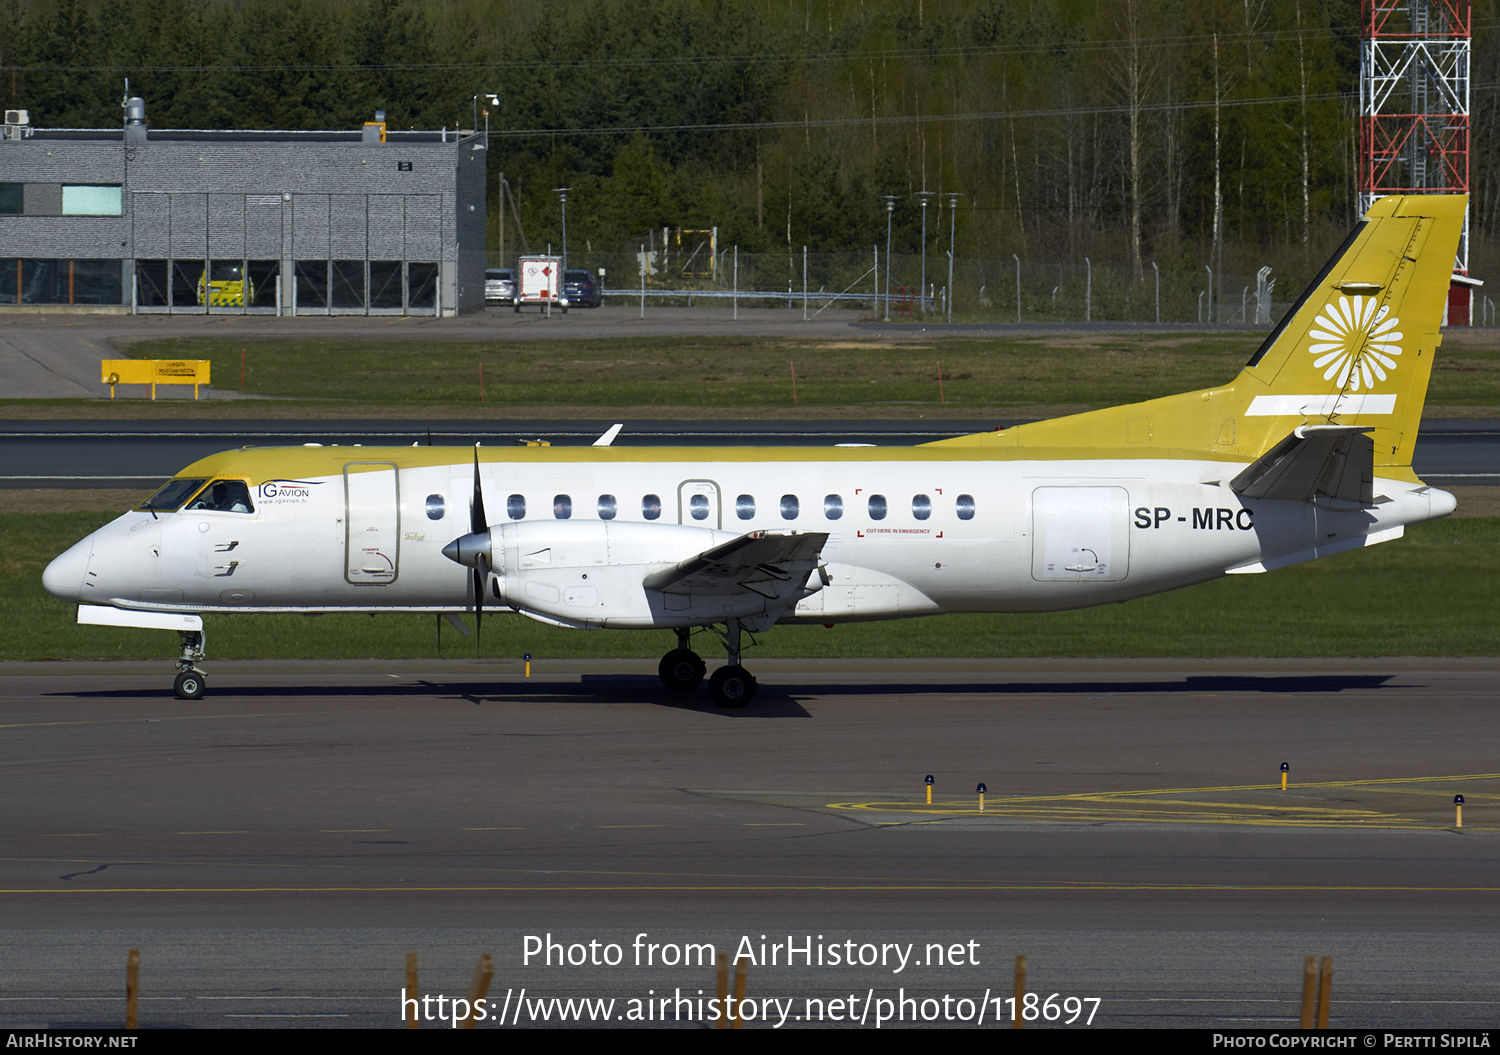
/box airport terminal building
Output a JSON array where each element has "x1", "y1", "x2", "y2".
[{"x1": 0, "y1": 104, "x2": 486, "y2": 315}]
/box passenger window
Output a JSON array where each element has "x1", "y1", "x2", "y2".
[
  {"x1": 597, "y1": 494, "x2": 617, "y2": 520},
  {"x1": 690, "y1": 494, "x2": 710, "y2": 520},
  {"x1": 868, "y1": 494, "x2": 887, "y2": 520},
  {"x1": 553, "y1": 494, "x2": 572, "y2": 519},
  {"x1": 957, "y1": 494, "x2": 976, "y2": 520},
  {"x1": 643, "y1": 494, "x2": 662, "y2": 520},
  {"x1": 185, "y1": 479, "x2": 254, "y2": 514},
  {"x1": 425, "y1": 494, "x2": 446, "y2": 521},
  {"x1": 780, "y1": 494, "x2": 799, "y2": 520},
  {"x1": 736, "y1": 494, "x2": 756, "y2": 520},
  {"x1": 507, "y1": 494, "x2": 526, "y2": 520},
  {"x1": 912, "y1": 494, "x2": 932, "y2": 520},
  {"x1": 824, "y1": 494, "x2": 843, "y2": 520}
]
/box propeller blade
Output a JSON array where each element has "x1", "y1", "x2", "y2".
[
  {"x1": 470, "y1": 446, "x2": 487, "y2": 656},
  {"x1": 471, "y1": 446, "x2": 488, "y2": 536},
  {"x1": 472, "y1": 566, "x2": 484, "y2": 652}
]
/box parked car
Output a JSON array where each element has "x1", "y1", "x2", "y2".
[
  {"x1": 484, "y1": 268, "x2": 514, "y2": 303},
  {"x1": 562, "y1": 269, "x2": 602, "y2": 308}
]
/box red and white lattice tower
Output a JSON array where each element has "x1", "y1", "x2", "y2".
[{"x1": 1359, "y1": 0, "x2": 1475, "y2": 322}]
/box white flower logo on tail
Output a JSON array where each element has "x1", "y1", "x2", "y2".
[{"x1": 1309, "y1": 295, "x2": 1402, "y2": 391}]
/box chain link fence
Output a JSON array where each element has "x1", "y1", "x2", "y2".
[{"x1": 487, "y1": 245, "x2": 1289, "y2": 325}]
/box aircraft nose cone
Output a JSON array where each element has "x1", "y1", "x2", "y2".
[{"x1": 43, "y1": 536, "x2": 93, "y2": 603}]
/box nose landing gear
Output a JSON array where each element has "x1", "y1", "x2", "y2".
[{"x1": 174, "y1": 629, "x2": 207, "y2": 700}]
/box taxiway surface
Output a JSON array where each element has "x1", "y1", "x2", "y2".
[{"x1": 2, "y1": 659, "x2": 1496, "y2": 1029}]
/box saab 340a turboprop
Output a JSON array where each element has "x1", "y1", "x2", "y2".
[{"x1": 44, "y1": 195, "x2": 1466, "y2": 705}]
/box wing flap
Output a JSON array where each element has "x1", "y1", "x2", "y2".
[{"x1": 643, "y1": 530, "x2": 828, "y2": 602}]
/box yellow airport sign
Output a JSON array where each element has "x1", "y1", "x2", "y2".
[{"x1": 101, "y1": 359, "x2": 211, "y2": 399}]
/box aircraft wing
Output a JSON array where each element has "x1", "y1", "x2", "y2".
[
  {"x1": 642, "y1": 530, "x2": 829, "y2": 602},
  {"x1": 1230, "y1": 424, "x2": 1374, "y2": 504}
]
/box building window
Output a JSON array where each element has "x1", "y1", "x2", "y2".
[
  {"x1": 331, "y1": 260, "x2": 365, "y2": 309},
  {"x1": 61, "y1": 185, "x2": 122, "y2": 215},
  {"x1": 370, "y1": 261, "x2": 402, "y2": 310},
  {"x1": 408, "y1": 263, "x2": 439, "y2": 310},
  {"x1": 295, "y1": 261, "x2": 328, "y2": 309},
  {"x1": 246, "y1": 261, "x2": 280, "y2": 309},
  {"x1": 2, "y1": 259, "x2": 123, "y2": 305},
  {"x1": 0, "y1": 184, "x2": 20, "y2": 215}
]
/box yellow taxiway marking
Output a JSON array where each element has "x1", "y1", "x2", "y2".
[{"x1": 829, "y1": 773, "x2": 1500, "y2": 828}]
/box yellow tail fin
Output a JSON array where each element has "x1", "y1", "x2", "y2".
[
  {"x1": 931, "y1": 194, "x2": 1466, "y2": 476},
  {"x1": 1232, "y1": 193, "x2": 1465, "y2": 470}
]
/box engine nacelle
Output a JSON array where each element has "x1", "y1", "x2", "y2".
[{"x1": 447, "y1": 520, "x2": 811, "y2": 629}]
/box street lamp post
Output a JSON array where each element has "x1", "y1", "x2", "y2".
[
  {"x1": 880, "y1": 195, "x2": 897, "y2": 321},
  {"x1": 482, "y1": 93, "x2": 498, "y2": 147},
  {"x1": 916, "y1": 191, "x2": 933, "y2": 314},
  {"x1": 946, "y1": 192, "x2": 960, "y2": 323},
  {"x1": 554, "y1": 187, "x2": 571, "y2": 273}
]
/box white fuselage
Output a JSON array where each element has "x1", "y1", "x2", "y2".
[{"x1": 42, "y1": 449, "x2": 1454, "y2": 629}]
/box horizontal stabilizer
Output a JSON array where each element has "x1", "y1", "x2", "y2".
[
  {"x1": 643, "y1": 530, "x2": 828, "y2": 602},
  {"x1": 1230, "y1": 425, "x2": 1373, "y2": 504}
]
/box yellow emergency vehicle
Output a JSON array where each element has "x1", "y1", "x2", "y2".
[{"x1": 196, "y1": 263, "x2": 254, "y2": 307}]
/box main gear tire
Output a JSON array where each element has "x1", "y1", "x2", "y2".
[
  {"x1": 658, "y1": 649, "x2": 706, "y2": 691},
  {"x1": 707, "y1": 665, "x2": 757, "y2": 708}
]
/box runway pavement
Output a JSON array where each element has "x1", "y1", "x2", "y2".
[{"x1": 1, "y1": 658, "x2": 1496, "y2": 1029}]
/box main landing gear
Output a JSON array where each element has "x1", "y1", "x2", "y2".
[
  {"x1": 656, "y1": 622, "x2": 758, "y2": 708},
  {"x1": 173, "y1": 629, "x2": 207, "y2": 700}
]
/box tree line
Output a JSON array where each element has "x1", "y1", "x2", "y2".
[{"x1": 2, "y1": 0, "x2": 1497, "y2": 291}]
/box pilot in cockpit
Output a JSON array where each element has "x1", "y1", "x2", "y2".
[{"x1": 185, "y1": 480, "x2": 254, "y2": 514}]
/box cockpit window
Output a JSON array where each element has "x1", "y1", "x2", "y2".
[
  {"x1": 139, "y1": 478, "x2": 209, "y2": 512},
  {"x1": 184, "y1": 479, "x2": 255, "y2": 514}
]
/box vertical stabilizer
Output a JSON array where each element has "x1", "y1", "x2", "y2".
[
  {"x1": 1233, "y1": 194, "x2": 1466, "y2": 469},
  {"x1": 922, "y1": 195, "x2": 1466, "y2": 470}
]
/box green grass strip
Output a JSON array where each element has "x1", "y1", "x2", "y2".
[{"x1": 112, "y1": 331, "x2": 1500, "y2": 411}]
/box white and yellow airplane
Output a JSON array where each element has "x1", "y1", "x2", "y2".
[{"x1": 44, "y1": 195, "x2": 1465, "y2": 705}]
